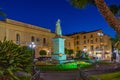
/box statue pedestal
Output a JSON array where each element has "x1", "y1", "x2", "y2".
[
  {"x1": 51, "y1": 19, "x2": 74, "y2": 64},
  {"x1": 52, "y1": 38, "x2": 66, "y2": 63}
]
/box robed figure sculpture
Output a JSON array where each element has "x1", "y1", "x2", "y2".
[{"x1": 55, "y1": 19, "x2": 62, "y2": 37}]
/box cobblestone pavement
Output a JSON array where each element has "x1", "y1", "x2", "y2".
[
  {"x1": 82, "y1": 63, "x2": 120, "y2": 77},
  {"x1": 38, "y1": 63, "x2": 120, "y2": 80},
  {"x1": 40, "y1": 71, "x2": 80, "y2": 80}
]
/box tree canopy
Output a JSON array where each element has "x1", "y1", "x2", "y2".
[
  {"x1": 39, "y1": 50, "x2": 47, "y2": 57},
  {"x1": 111, "y1": 34, "x2": 120, "y2": 49}
]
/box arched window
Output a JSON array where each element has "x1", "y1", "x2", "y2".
[
  {"x1": 31, "y1": 36, "x2": 35, "y2": 42},
  {"x1": 76, "y1": 36, "x2": 79, "y2": 39},
  {"x1": 83, "y1": 36, "x2": 86, "y2": 39},
  {"x1": 43, "y1": 38, "x2": 46, "y2": 45},
  {"x1": 90, "y1": 46, "x2": 94, "y2": 51},
  {"x1": 16, "y1": 34, "x2": 20, "y2": 44},
  {"x1": 90, "y1": 34, "x2": 93, "y2": 38},
  {"x1": 36, "y1": 38, "x2": 40, "y2": 42}
]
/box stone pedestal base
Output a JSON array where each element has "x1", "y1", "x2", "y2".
[{"x1": 52, "y1": 54, "x2": 66, "y2": 60}]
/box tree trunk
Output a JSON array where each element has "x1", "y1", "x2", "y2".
[{"x1": 95, "y1": 0, "x2": 120, "y2": 35}]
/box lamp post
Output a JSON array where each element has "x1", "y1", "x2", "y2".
[
  {"x1": 29, "y1": 42, "x2": 36, "y2": 75},
  {"x1": 82, "y1": 48, "x2": 87, "y2": 58},
  {"x1": 83, "y1": 48, "x2": 87, "y2": 52},
  {"x1": 88, "y1": 51, "x2": 92, "y2": 57},
  {"x1": 97, "y1": 32, "x2": 104, "y2": 60}
]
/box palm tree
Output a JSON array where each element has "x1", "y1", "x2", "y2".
[
  {"x1": 0, "y1": 11, "x2": 6, "y2": 17},
  {"x1": 68, "y1": 49, "x2": 74, "y2": 57},
  {"x1": 0, "y1": 8, "x2": 7, "y2": 18},
  {"x1": 76, "y1": 50, "x2": 83, "y2": 58},
  {"x1": 70, "y1": 0, "x2": 120, "y2": 35},
  {"x1": 109, "y1": 5, "x2": 119, "y2": 15},
  {"x1": 65, "y1": 48, "x2": 69, "y2": 55},
  {"x1": 111, "y1": 35, "x2": 120, "y2": 49},
  {"x1": 0, "y1": 38, "x2": 32, "y2": 80}
]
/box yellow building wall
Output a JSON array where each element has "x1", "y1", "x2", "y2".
[
  {"x1": 68, "y1": 30, "x2": 112, "y2": 60},
  {"x1": 0, "y1": 19, "x2": 112, "y2": 60},
  {"x1": 0, "y1": 19, "x2": 74, "y2": 58}
]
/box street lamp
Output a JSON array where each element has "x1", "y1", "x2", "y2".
[
  {"x1": 29, "y1": 42, "x2": 36, "y2": 75},
  {"x1": 97, "y1": 32, "x2": 104, "y2": 60},
  {"x1": 82, "y1": 47, "x2": 87, "y2": 58},
  {"x1": 88, "y1": 51, "x2": 92, "y2": 57},
  {"x1": 83, "y1": 47, "x2": 87, "y2": 52}
]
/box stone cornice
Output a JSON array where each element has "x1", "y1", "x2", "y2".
[{"x1": 2, "y1": 18, "x2": 51, "y2": 33}]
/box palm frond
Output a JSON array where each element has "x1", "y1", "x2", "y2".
[
  {"x1": 70, "y1": 0, "x2": 95, "y2": 8},
  {"x1": 0, "y1": 11, "x2": 7, "y2": 17},
  {"x1": 111, "y1": 34, "x2": 120, "y2": 49},
  {"x1": 109, "y1": 5, "x2": 119, "y2": 15}
]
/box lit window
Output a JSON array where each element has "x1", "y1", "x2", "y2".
[
  {"x1": 76, "y1": 41, "x2": 79, "y2": 45},
  {"x1": 43, "y1": 38, "x2": 46, "y2": 45},
  {"x1": 16, "y1": 34, "x2": 20, "y2": 44},
  {"x1": 90, "y1": 40, "x2": 93, "y2": 44},
  {"x1": 84, "y1": 46, "x2": 87, "y2": 49},
  {"x1": 84, "y1": 40, "x2": 86, "y2": 44},
  {"x1": 90, "y1": 34, "x2": 93, "y2": 38},
  {"x1": 90, "y1": 46, "x2": 94, "y2": 51},
  {"x1": 88, "y1": 40, "x2": 89, "y2": 43},
  {"x1": 31, "y1": 36, "x2": 35, "y2": 42},
  {"x1": 36, "y1": 38, "x2": 40, "y2": 42},
  {"x1": 84, "y1": 36, "x2": 86, "y2": 39},
  {"x1": 100, "y1": 38, "x2": 103, "y2": 42},
  {"x1": 76, "y1": 36, "x2": 79, "y2": 39},
  {"x1": 96, "y1": 38, "x2": 98, "y2": 42}
]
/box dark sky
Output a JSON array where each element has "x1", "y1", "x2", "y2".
[{"x1": 0, "y1": 0, "x2": 120, "y2": 37}]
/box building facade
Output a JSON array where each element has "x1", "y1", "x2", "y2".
[
  {"x1": 67, "y1": 30, "x2": 112, "y2": 60},
  {"x1": 0, "y1": 19, "x2": 74, "y2": 58},
  {"x1": 0, "y1": 19, "x2": 112, "y2": 60}
]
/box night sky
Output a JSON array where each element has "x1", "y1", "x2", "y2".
[{"x1": 0, "y1": 0, "x2": 120, "y2": 37}]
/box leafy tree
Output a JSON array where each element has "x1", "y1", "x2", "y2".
[
  {"x1": 39, "y1": 50, "x2": 47, "y2": 57},
  {"x1": 0, "y1": 38, "x2": 32, "y2": 80},
  {"x1": 76, "y1": 50, "x2": 83, "y2": 58},
  {"x1": 65, "y1": 48, "x2": 69, "y2": 55},
  {"x1": 75, "y1": 50, "x2": 90, "y2": 60},
  {"x1": 69, "y1": 0, "x2": 120, "y2": 35},
  {"x1": 111, "y1": 35, "x2": 120, "y2": 62},
  {"x1": 68, "y1": 49, "x2": 74, "y2": 57},
  {"x1": 111, "y1": 34, "x2": 120, "y2": 55}
]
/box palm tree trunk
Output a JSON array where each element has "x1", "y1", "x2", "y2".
[{"x1": 95, "y1": 0, "x2": 120, "y2": 35}]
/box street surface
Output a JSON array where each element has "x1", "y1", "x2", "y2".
[{"x1": 40, "y1": 71, "x2": 79, "y2": 80}]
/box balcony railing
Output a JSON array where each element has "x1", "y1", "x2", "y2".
[{"x1": 14, "y1": 41, "x2": 49, "y2": 47}]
